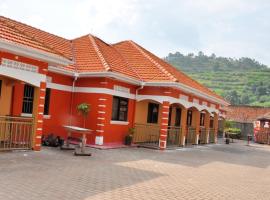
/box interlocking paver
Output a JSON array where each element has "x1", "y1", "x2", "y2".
[{"x1": 0, "y1": 141, "x2": 270, "y2": 200}]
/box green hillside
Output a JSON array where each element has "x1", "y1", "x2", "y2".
[{"x1": 165, "y1": 52, "x2": 270, "y2": 106}]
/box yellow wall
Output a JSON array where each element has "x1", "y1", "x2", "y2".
[
  {"x1": 134, "y1": 100, "x2": 162, "y2": 124},
  {"x1": 0, "y1": 76, "x2": 13, "y2": 116}
]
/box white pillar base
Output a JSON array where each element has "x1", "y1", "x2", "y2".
[
  {"x1": 206, "y1": 131, "x2": 210, "y2": 144},
  {"x1": 95, "y1": 136, "x2": 103, "y2": 145},
  {"x1": 195, "y1": 134, "x2": 199, "y2": 145},
  {"x1": 182, "y1": 136, "x2": 185, "y2": 146}
]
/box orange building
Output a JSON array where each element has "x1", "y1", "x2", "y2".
[{"x1": 0, "y1": 16, "x2": 229, "y2": 151}]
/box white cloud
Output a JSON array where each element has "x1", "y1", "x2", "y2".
[{"x1": 1, "y1": 0, "x2": 270, "y2": 65}]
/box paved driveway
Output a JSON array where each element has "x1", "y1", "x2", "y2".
[{"x1": 0, "y1": 141, "x2": 270, "y2": 200}]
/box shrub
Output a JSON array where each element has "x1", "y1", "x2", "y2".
[{"x1": 225, "y1": 128, "x2": 241, "y2": 139}]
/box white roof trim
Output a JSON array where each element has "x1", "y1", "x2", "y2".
[
  {"x1": 0, "y1": 39, "x2": 73, "y2": 66},
  {"x1": 79, "y1": 71, "x2": 141, "y2": 85},
  {"x1": 48, "y1": 66, "x2": 77, "y2": 77}
]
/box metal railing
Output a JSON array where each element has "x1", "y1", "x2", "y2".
[
  {"x1": 133, "y1": 123, "x2": 160, "y2": 145},
  {"x1": 167, "y1": 126, "x2": 182, "y2": 146},
  {"x1": 0, "y1": 116, "x2": 34, "y2": 151},
  {"x1": 255, "y1": 128, "x2": 270, "y2": 145},
  {"x1": 209, "y1": 128, "x2": 216, "y2": 143},
  {"x1": 186, "y1": 127, "x2": 196, "y2": 145},
  {"x1": 199, "y1": 127, "x2": 208, "y2": 144}
]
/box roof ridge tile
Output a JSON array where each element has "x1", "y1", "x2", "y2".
[
  {"x1": 128, "y1": 40, "x2": 178, "y2": 82},
  {"x1": 88, "y1": 34, "x2": 111, "y2": 71},
  {"x1": 112, "y1": 45, "x2": 144, "y2": 82}
]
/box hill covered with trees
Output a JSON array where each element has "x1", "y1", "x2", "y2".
[{"x1": 165, "y1": 52, "x2": 270, "y2": 107}]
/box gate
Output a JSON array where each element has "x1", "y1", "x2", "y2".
[
  {"x1": 186, "y1": 127, "x2": 196, "y2": 145},
  {"x1": 167, "y1": 126, "x2": 182, "y2": 146},
  {"x1": 209, "y1": 128, "x2": 216, "y2": 143},
  {"x1": 255, "y1": 128, "x2": 270, "y2": 144},
  {"x1": 133, "y1": 123, "x2": 160, "y2": 147},
  {"x1": 0, "y1": 116, "x2": 34, "y2": 151},
  {"x1": 199, "y1": 128, "x2": 208, "y2": 144}
]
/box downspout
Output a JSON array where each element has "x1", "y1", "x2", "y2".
[
  {"x1": 136, "y1": 82, "x2": 145, "y2": 97},
  {"x1": 132, "y1": 82, "x2": 145, "y2": 127},
  {"x1": 69, "y1": 73, "x2": 78, "y2": 126},
  {"x1": 69, "y1": 40, "x2": 78, "y2": 126}
]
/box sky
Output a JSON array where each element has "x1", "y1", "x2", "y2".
[{"x1": 1, "y1": 0, "x2": 270, "y2": 66}]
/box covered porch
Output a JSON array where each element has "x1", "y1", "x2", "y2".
[
  {"x1": 0, "y1": 66, "x2": 46, "y2": 151},
  {"x1": 132, "y1": 98, "x2": 219, "y2": 149}
]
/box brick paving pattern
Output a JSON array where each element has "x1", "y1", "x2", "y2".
[{"x1": 0, "y1": 141, "x2": 270, "y2": 200}]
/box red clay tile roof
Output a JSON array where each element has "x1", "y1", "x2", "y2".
[
  {"x1": 0, "y1": 16, "x2": 73, "y2": 60},
  {"x1": 113, "y1": 41, "x2": 175, "y2": 82},
  {"x1": 0, "y1": 15, "x2": 225, "y2": 102},
  {"x1": 0, "y1": 16, "x2": 70, "y2": 59},
  {"x1": 226, "y1": 106, "x2": 270, "y2": 122},
  {"x1": 257, "y1": 112, "x2": 270, "y2": 121},
  {"x1": 115, "y1": 41, "x2": 224, "y2": 100}
]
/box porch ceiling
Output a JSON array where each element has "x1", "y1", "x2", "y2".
[
  {"x1": 136, "y1": 95, "x2": 219, "y2": 114},
  {"x1": 0, "y1": 64, "x2": 46, "y2": 87}
]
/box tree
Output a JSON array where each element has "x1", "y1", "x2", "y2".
[
  {"x1": 240, "y1": 94, "x2": 250, "y2": 105},
  {"x1": 213, "y1": 62, "x2": 221, "y2": 72},
  {"x1": 77, "y1": 103, "x2": 91, "y2": 128},
  {"x1": 225, "y1": 90, "x2": 240, "y2": 105},
  {"x1": 256, "y1": 86, "x2": 267, "y2": 96}
]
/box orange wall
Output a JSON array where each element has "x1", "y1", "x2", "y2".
[
  {"x1": 134, "y1": 100, "x2": 162, "y2": 125},
  {"x1": 0, "y1": 76, "x2": 13, "y2": 116}
]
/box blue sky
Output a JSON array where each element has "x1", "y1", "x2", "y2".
[{"x1": 1, "y1": 0, "x2": 270, "y2": 66}]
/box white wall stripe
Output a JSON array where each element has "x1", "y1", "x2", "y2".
[
  {"x1": 47, "y1": 82, "x2": 135, "y2": 99},
  {"x1": 97, "y1": 124, "x2": 104, "y2": 126},
  {"x1": 98, "y1": 111, "x2": 106, "y2": 114},
  {"x1": 46, "y1": 82, "x2": 220, "y2": 113}
]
